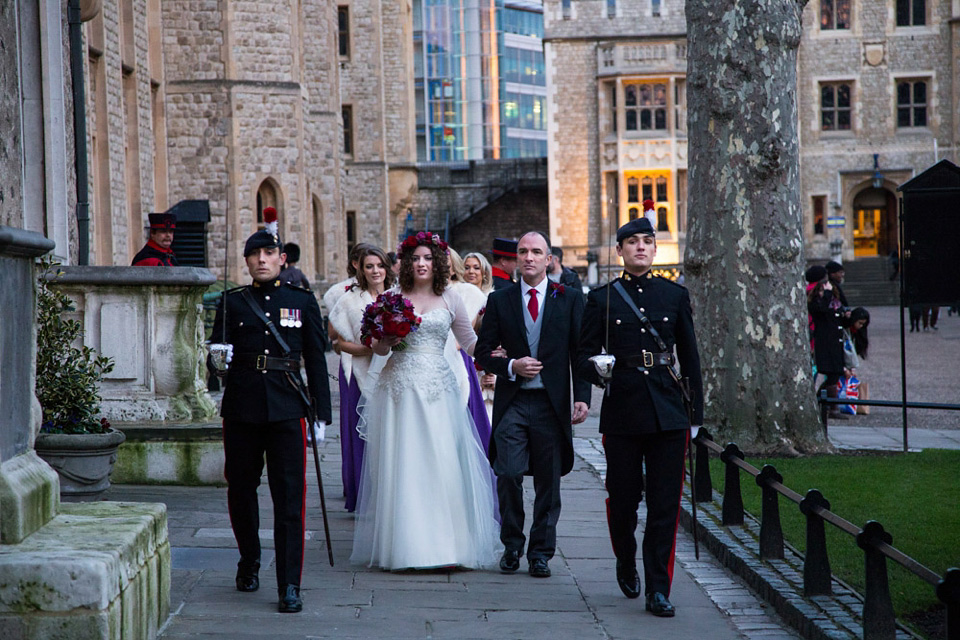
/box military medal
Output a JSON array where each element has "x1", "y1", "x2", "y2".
[
  {"x1": 293, "y1": 308, "x2": 302, "y2": 328},
  {"x1": 280, "y1": 308, "x2": 302, "y2": 328}
]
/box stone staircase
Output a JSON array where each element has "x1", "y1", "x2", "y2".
[{"x1": 840, "y1": 256, "x2": 900, "y2": 307}]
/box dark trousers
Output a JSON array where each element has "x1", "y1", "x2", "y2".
[
  {"x1": 223, "y1": 418, "x2": 306, "y2": 590},
  {"x1": 493, "y1": 389, "x2": 563, "y2": 562},
  {"x1": 603, "y1": 429, "x2": 687, "y2": 597}
]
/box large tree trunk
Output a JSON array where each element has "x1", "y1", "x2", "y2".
[{"x1": 684, "y1": 0, "x2": 828, "y2": 454}]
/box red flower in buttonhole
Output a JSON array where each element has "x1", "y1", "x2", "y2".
[{"x1": 549, "y1": 282, "x2": 565, "y2": 298}]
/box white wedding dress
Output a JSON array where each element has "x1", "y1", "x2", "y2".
[{"x1": 350, "y1": 290, "x2": 501, "y2": 570}]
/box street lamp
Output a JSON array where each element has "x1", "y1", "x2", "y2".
[{"x1": 872, "y1": 154, "x2": 885, "y2": 189}]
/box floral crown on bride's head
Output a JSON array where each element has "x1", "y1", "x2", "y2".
[{"x1": 398, "y1": 231, "x2": 449, "y2": 255}]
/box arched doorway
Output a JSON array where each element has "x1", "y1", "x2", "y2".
[{"x1": 851, "y1": 186, "x2": 895, "y2": 257}]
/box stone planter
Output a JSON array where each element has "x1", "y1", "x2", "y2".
[{"x1": 35, "y1": 428, "x2": 126, "y2": 499}]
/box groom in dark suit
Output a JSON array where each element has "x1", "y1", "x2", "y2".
[{"x1": 475, "y1": 231, "x2": 591, "y2": 578}]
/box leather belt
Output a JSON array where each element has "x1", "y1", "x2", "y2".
[
  {"x1": 232, "y1": 354, "x2": 300, "y2": 372},
  {"x1": 616, "y1": 350, "x2": 674, "y2": 369}
]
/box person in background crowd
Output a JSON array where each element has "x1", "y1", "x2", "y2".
[
  {"x1": 490, "y1": 238, "x2": 518, "y2": 291},
  {"x1": 387, "y1": 251, "x2": 399, "y2": 278},
  {"x1": 909, "y1": 303, "x2": 923, "y2": 333},
  {"x1": 463, "y1": 251, "x2": 494, "y2": 295},
  {"x1": 849, "y1": 307, "x2": 870, "y2": 360},
  {"x1": 279, "y1": 243, "x2": 311, "y2": 290},
  {"x1": 547, "y1": 246, "x2": 584, "y2": 295},
  {"x1": 922, "y1": 305, "x2": 940, "y2": 331},
  {"x1": 807, "y1": 265, "x2": 849, "y2": 421},
  {"x1": 322, "y1": 243, "x2": 371, "y2": 316},
  {"x1": 888, "y1": 249, "x2": 899, "y2": 282},
  {"x1": 446, "y1": 248, "x2": 494, "y2": 456},
  {"x1": 825, "y1": 261, "x2": 848, "y2": 309},
  {"x1": 208, "y1": 208, "x2": 331, "y2": 613},
  {"x1": 328, "y1": 245, "x2": 394, "y2": 512},
  {"x1": 132, "y1": 212, "x2": 179, "y2": 266},
  {"x1": 463, "y1": 251, "x2": 496, "y2": 422}
]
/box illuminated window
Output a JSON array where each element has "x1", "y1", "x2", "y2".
[
  {"x1": 642, "y1": 177, "x2": 653, "y2": 201},
  {"x1": 813, "y1": 196, "x2": 826, "y2": 235},
  {"x1": 627, "y1": 177, "x2": 639, "y2": 202},
  {"x1": 656, "y1": 176, "x2": 668, "y2": 202},
  {"x1": 820, "y1": 0, "x2": 850, "y2": 30}
]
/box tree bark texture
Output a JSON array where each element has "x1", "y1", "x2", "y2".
[{"x1": 685, "y1": 0, "x2": 827, "y2": 453}]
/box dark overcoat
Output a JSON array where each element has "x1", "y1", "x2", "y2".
[{"x1": 808, "y1": 288, "x2": 846, "y2": 375}]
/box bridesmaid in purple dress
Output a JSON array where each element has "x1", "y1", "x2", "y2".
[{"x1": 328, "y1": 246, "x2": 394, "y2": 512}]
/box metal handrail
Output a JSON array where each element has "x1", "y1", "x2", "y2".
[{"x1": 692, "y1": 429, "x2": 959, "y2": 640}]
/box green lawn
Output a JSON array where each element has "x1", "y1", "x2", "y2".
[{"x1": 706, "y1": 449, "x2": 960, "y2": 620}]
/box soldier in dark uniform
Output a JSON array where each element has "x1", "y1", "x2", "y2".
[
  {"x1": 209, "y1": 208, "x2": 332, "y2": 613},
  {"x1": 132, "y1": 212, "x2": 179, "y2": 266},
  {"x1": 490, "y1": 237, "x2": 518, "y2": 291},
  {"x1": 576, "y1": 217, "x2": 703, "y2": 618}
]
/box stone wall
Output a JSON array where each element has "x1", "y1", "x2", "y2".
[
  {"x1": 451, "y1": 186, "x2": 550, "y2": 255},
  {"x1": 0, "y1": 4, "x2": 24, "y2": 229},
  {"x1": 51, "y1": 267, "x2": 218, "y2": 424}
]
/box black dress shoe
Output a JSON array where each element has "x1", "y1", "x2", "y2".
[
  {"x1": 235, "y1": 561, "x2": 260, "y2": 592},
  {"x1": 528, "y1": 558, "x2": 551, "y2": 578},
  {"x1": 278, "y1": 585, "x2": 302, "y2": 613},
  {"x1": 499, "y1": 549, "x2": 521, "y2": 574},
  {"x1": 645, "y1": 592, "x2": 675, "y2": 617},
  {"x1": 616, "y1": 560, "x2": 640, "y2": 599}
]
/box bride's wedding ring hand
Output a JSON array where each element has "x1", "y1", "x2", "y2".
[{"x1": 373, "y1": 335, "x2": 402, "y2": 355}]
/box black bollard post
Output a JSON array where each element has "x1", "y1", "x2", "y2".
[
  {"x1": 936, "y1": 568, "x2": 960, "y2": 640},
  {"x1": 756, "y1": 465, "x2": 785, "y2": 560},
  {"x1": 720, "y1": 444, "x2": 744, "y2": 526},
  {"x1": 856, "y1": 521, "x2": 896, "y2": 640},
  {"x1": 694, "y1": 429, "x2": 713, "y2": 503},
  {"x1": 800, "y1": 489, "x2": 833, "y2": 596}
]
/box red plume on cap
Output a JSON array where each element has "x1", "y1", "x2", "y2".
[
  {"x1": 262, "y1": 207, "x2": 279, "y2": 237},
  {"x1": 642, "y1": 199, "x2": 655, "y2": 212}
]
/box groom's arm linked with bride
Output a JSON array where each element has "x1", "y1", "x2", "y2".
[{"x1": 474, "y1": 231, "x2": 590, "y2": 579}]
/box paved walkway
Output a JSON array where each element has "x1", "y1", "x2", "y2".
[{"x1": 108, "y1": 422, "x2": 803, "y2": 640}]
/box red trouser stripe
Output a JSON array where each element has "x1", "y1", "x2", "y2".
[
  {"x1": 298, "y1": 418, "x2": 307, "y2": 583},
  {"x1": 665, "y1": 429, "x2": 689, "y2": 588}
]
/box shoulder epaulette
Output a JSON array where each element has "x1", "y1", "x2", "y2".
[
  {"x1": 655, "y1": 275, "x2": 686, "y2": 289},
  {"x1": 283, "y1": 282, "x2": 314, "y2": 294},
  {"x1": 225, "y1": 285, "x2": 245, "y2": 294}
]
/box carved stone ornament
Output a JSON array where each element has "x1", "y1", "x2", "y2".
[{"x1": 864, "y1": 43, "x2": 884, "y2": 67}]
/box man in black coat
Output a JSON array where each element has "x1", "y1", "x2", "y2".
[
  {"x1": 576, "y1": 217, "x2": 703, "y2": 618},
  {"x1": 209, "y1": 208, "x2": 331, "y2": 613},
  {"x1": 548, "y1": 246, "x2": 584, "y2": 295},
  {"x1": 475, "y1": 231, "x2": 591, "y2": 579}
]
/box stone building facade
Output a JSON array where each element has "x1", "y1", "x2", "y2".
[
  {"x1": 78, "y1": 0, "x2": 417, "y2": 288},
  {"x1": 544, "y1": 0, "x2": 960, "y2": 272}
]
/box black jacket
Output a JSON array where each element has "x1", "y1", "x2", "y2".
[
  {"x1": 808, "y1": 289, "x2": 846, "y2": 374},
  {"x1": 210, "y1": 279, "x2": 332, "y2": 423},
  {"x1": 475, "y1": 280, "x2": 591, "y2": 475},
  {"x1": 576, "y1": 272, "x2": 703, "y2": 434}
]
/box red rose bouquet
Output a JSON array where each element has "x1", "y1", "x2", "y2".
[{"x1": 360, "y1": 291, "x2": 421, "y2": 352}]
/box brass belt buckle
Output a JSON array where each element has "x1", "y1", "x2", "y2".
[
  {"x1": 642, "y1": 351, "x2": 654, "y2": 368},
  {"x1": 256, "y1": 354, "x2": 267, "y2": 370}
]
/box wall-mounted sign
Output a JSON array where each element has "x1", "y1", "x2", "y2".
[{"x1": 827, "y1": 216, "x2": 845, "y2": 228}]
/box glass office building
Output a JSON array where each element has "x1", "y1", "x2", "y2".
[{"x1": 414, "y1": 0, "x2": 546, "y2": 161}]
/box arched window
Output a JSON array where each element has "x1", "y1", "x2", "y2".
[
  {"x1": 641, "y1": 176, "x2": 653, "y2": 202},
  {"x1": 627, "y1": 177, "x2": 639, "y2": 202},
  {"x1": 657, "y1": 207, "x2": 669, "y2": 232},
  {"x1": 256, "y1": 179, "x2": 280, "y2": 229},
  {"x1": 346, "y1": 210, "x2": 357, "y2": 253},
  {"x1": 656, "y1": 176, "x2": 668, "y2": 202}
]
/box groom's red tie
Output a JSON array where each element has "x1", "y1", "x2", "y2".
[{"x1": 527, "y1": 288, "x2": 538, "y2": 322}]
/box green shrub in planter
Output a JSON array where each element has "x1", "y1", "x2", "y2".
[{"x1": 35, "y1": 259, "x2": 115, "y2": 434}]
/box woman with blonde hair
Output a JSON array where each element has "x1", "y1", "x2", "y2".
[
  {"x1": 462, "y1": 251, "x2": 493, "y2": 294},
  {"x1": 328, "y1": 245, "x2": 395, "y2": 511}
]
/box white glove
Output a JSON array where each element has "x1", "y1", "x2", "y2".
[
  {"x1": 691, "y1": 426, "x2": 701, "y2": 440},
  {"x1": 589, "y1": 354, "x2": 616, "y2": 381},
  {"x1": 307, "y1": 420, "x2": 327, "y2": 443},
  {"x1": 208, "y1": 343, "x2": 233, "y2": 374}
]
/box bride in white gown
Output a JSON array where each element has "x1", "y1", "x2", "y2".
[{"x1": 350, "y1": 234, "x2": 501, "y2": 570}]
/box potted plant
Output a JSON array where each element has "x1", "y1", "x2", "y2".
[{"x1": 33, "y1": 258, "x2": 123, "y2": 499}]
